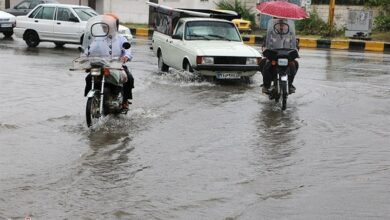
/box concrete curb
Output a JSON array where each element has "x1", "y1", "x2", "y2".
[{"x1": 129, "y1": 28, "x2": 390, "y2": 53}]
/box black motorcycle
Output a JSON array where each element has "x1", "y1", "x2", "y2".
[{"x1": 263, "y1": 48, "x2": 299, "y2": 110}]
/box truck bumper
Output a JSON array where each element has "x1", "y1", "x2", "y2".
[{"x1": 193, "y1": 64, "x2": 260, "y2": 77}]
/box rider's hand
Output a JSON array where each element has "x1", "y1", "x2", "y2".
[{"x1": 120, "y1": 56, "x2": 129, "y2": 63}]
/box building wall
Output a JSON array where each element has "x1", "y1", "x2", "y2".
[
  {"x1": 308, "y1": 5, "x2": 379, "y2": 28},
  {"x1": 0, "y1": 0, "x2": 5, "y2": 9}
]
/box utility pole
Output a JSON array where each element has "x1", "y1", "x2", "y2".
[{"x1": 328, "y1": 0, "x2": 335, "y2": 34}]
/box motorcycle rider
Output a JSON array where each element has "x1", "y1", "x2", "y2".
[
  {"x1": 260, "y1": 18, "x2": 299, "y2": 94},
  {"x1": 84, "y1": 14, "x2": 134, "y2": 110}
]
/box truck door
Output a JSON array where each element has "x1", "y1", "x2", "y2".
[{"x1": 165, "y1": 21, "x2": 185, "y2": 69}]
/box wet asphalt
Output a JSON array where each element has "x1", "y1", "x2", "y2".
[{"x1": 0, "y1": 35, "x2": 389, "y2": 219}]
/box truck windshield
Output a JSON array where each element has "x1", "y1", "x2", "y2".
[{"x1": 185, "y1": 21, "x2": 241, "y2": 42}]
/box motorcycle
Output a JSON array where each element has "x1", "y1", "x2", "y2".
[
  {"x1": 263, "y1": 48, "x2": 299, "y2": 110},
  {"x1": 261, "y1": 18, "x2": 299, "y2": 110},
  {"x1": 70, "y1": 15, "x2": 131, "y2": 127}
]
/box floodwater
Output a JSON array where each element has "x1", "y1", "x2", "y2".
[{"x1": 0, "y1": 36, "x2": 389, "y2": 219}]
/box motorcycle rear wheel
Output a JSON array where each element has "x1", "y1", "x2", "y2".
[{"x1": 86, "y1": 96, "x2": 100, "y2": 127}]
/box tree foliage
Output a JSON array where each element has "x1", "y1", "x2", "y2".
[
  {"x1": 296, "y1": 10, "x2": 343, "y2": 37},
  {"x1": 366, "y1": 0, "x2": 390, "y2": 31},
  {"x1": 216, "y1": 0, "x2": 256, "y2": 25}
]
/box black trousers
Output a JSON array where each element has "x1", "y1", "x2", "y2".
[
  {"x1": 259, "y1": 58, "x2": 299, "y2": 88},
  {"x1": 84, "y1": 65, "x2": 134, "y2": 100}
]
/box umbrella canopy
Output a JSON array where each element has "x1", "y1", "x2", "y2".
[{"x1": 256, "y1": 1, "x2": 309, "y2": 20}]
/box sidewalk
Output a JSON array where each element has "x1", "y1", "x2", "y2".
[{"x1": 129, "y1": 28, "x2": 390, "y2": 53}]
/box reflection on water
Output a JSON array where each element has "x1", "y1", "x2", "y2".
[{"x1": 255, "y1": 104, "x2": 302, "y2": 163}]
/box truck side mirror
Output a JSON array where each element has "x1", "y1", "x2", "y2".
[
  {"x1": 172, "y1": 34, "x2": 182, "y2": 40},
  {"x1": 69, "y1": 17, "x2": 79, "y2": 23},
  {"x1": 122, "y1": 42, "x2": 131, "y2": 49}
]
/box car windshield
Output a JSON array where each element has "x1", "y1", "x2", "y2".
[
  {"x1": 185, "y1": 21, "x2": 241, "y2": 42},
  {"x1": 73, "y1": 7, "x2": 98, "y2": 21}
]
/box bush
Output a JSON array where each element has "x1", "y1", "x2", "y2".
[
  {"x1": 216, "y1": 0, "x2": 256, "y2": 26},
  {"x1": 373, "y1": 15, "x2": 390, "y2": 31},
  {"x1": 366, "y1": 0, "x2": 390, "y2": 31},
  {"x1": 296, "y1": 10, "x2": 343, "y2": 37}
]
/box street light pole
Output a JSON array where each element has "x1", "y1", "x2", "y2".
[{"x1": 328, "y1": 0, "x2": 335, "y2": 34}]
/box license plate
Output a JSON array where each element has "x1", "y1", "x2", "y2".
[
  {"x1": 0, "y1": 24, "x2": 12, "y2": 28},
  {"x1": 281, "y1": 75, "x2": 288, "y2": 81},
  {"x1": 278, "y1": 58, "x2": 288, "y2": 66},
  {"x1": 216, "y1": 73, "x2": 241, "y2": 79}
]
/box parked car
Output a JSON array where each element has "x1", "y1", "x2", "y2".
[
  {"x1": 152, "y1": 17, "x2": 261, "y2": 80},
  {"x1": 0, "y1": 10, "x2": 16, "y2": 38},
  {"x1": 232, "y1": 18, "x2": 252, "y2": 33},
  {"x1": 5, "y1": 0, "x2": 57, "y2": 16},
  {"x1": 14, "y1": 3, "x2": 132, "y2": 47}
]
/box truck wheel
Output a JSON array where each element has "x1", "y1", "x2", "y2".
[
  {"x1": 158, "y1": 53, "x2": 169, "y2": 72},
  {"x1": 184, "y1": 61, "x2": 194, "y2": 73},
  {"x1": 25, "y1": 31, "x2": 40, "y2": 47}
]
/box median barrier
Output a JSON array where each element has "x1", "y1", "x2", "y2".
[{"x1": 130, "y1": 28, "x2": 390, "y2": 53}]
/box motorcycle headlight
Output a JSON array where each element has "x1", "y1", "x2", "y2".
[
  {"x1": 246, "y1": 57, "x2": 258, "y2": 65},
  {"x1": 91, "y1": 68, "x2": 101, "y2": 76}
]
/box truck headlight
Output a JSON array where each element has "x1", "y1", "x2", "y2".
[
  {"x1": 202, "y1": 56, "x2": 214, "y2": 64},
  {"x1": 246, "y1": 57, "x2": 258, "y2": 65},
  {"x1": 196, "y1": 56, "x2": 214, "y2": 65}
]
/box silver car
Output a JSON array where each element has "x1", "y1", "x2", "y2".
[
  {"x1": 0, "y1": 10, "x2": 16, "y2": 38},
  {"x1": 5, "y1": 0, "x2": 57, "y2": 16}
]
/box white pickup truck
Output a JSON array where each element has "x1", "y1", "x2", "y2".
[{"x1": 152, "y1": 17, "x2": 261, "y2": 80}]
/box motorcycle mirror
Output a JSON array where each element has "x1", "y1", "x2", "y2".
[{"x1": 122, "y1": 42, "x2": 131, "y2": 49}]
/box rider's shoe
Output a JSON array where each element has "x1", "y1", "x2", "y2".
[{"x1": 289, "y1": 85, "x2": 296, "y2": 94}]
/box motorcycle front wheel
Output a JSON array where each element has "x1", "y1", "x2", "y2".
[
  {"x1": 281, "y1": 80, "x2": 288, "y2": 110},
  {"x1": 86, "y1": 95, "x2": 100, "y2": 127}
]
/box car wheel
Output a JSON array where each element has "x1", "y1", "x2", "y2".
[
  {"x1": 158, "y1": 53, "x2": 169, "y2": 72},
  {"x1": 25, "y1": 31, "x2": 40, "y2": 47},
  {"x1": 55, "y1": 42, "x2": 65, "y2": 47},
  {"x1": 3, "y1": 31, "x2": 13, "y2": 38}
]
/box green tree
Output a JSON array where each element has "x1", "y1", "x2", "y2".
[
  {"x1": 216, "y1": 0, "x2": 256, "y2": 26},
  {"x1": 366, "y1": 0, "x2": 390, "y2": 31}
]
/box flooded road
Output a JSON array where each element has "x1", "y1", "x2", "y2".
[{"x1": 1, "y1": 37, "x2": 389, "y2": 219}]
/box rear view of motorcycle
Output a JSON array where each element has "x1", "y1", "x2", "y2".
[{"x1": 70, "y1": 15, "x2": 131, "y2": 127}]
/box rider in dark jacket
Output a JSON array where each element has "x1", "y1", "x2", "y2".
[{"x1": 260, "y1": 18, "x2": 299, "y2": 94}]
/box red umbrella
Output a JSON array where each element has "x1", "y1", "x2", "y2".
[{"x1": 256, "y1": 1, "x2": 309, "y2": 20}]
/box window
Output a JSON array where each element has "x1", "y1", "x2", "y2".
[
  {"x1": 29, "y1": 2, "x2": 40, "y2": 9},
  {"x1": 174, "y1": 21, "x2": 184, "y2": 37},
  {"x1": 73, "y1": 8, "x2": 98, "y2": 21},
  {"x1": 35, "y1": 6, "x2": 55, "y2": 20},
  {"x1": 56, "y1": 8, "x2": 74, "y2": 21},
  {"x1": 15, "y1": 1, "x2": 30, "y2": 9},
  {"x1": 29, "y1": 6, "x2": 42, "y2": 18},
  {"x1": 185, "y1": 21, "x2": 241, "y2": 41}
]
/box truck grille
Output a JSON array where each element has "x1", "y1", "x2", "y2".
[{"x1": 214, "y1": 57, "x2": 247, "y2": 65}]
